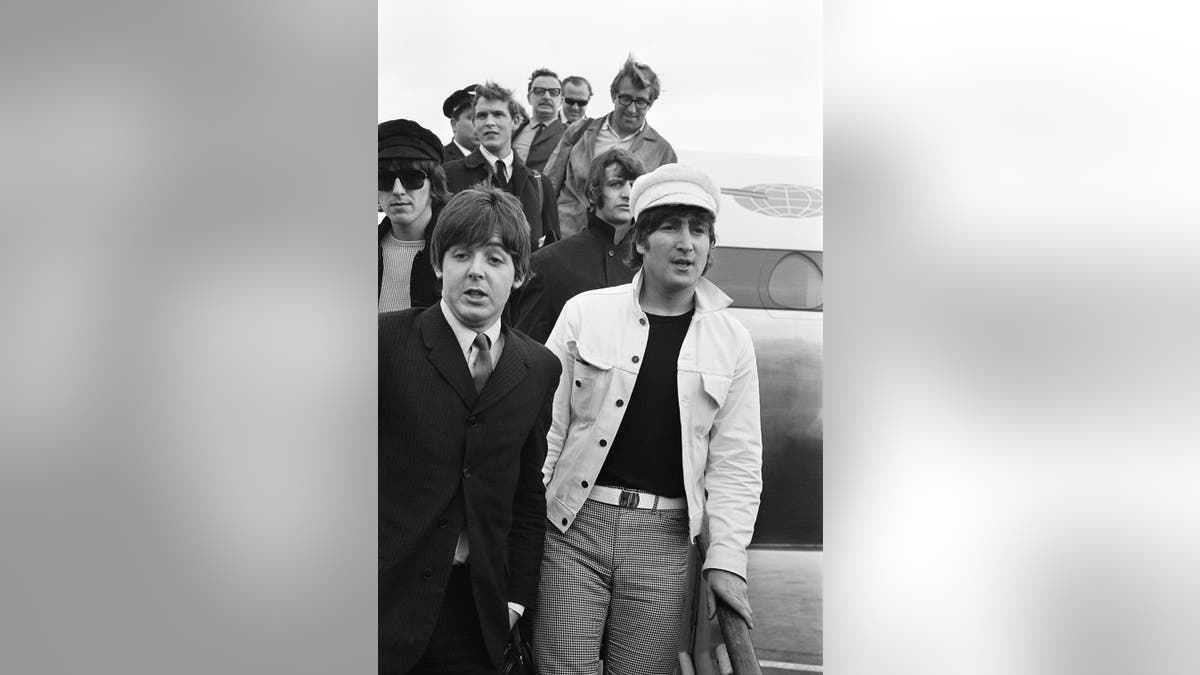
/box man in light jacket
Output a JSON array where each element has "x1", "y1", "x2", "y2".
[
  {"x1": 534, "y1": 164, "x2": 763, "y2": 675},
  {"x1": 541, "y1": 55, "x2": 678, "y2": 239}
]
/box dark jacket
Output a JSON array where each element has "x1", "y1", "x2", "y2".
[
  {"x1": 443, "y1": 141, "x2": 467, "y2": 164},
  {"x1": 377, "y1": 212, "x2": 439, "y2": 310},
  {"x1": 523, "y1": 118, "x2": 567, "y2": 173},
  {"x1": 444, "y1": 150, "x2": 561, "y2": 247},
  {"x1": 379, "y1": 307, "x2": 561, "y2": 672},
  {"x1": 511, "y1": 212, "x2": 636, "y2": 343}
]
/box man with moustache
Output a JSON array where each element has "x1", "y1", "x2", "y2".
[
  {"x1": 534, "y1": 164, "x2": 762, "y2": 675},
  {"x1": 511, "y1": 68, "x2": 567, "y2": 172},
  {"x1": 542, "y1": 56, "x2": 678, "y2": 238},
  {"x1": 378, "y1": 119, "x2": 450, "y2": 312},
  {"x1": 444, "y1": 81, "x2": 560, "y2": 248},
  {"x1": 379, "y1": 186, "x2": 561, "y2": 674},
  {"x1": 441, "y1": 84, "x2": 479, "y2": 164},
  {"x1": 512, "y1": 148, "x2": 645, "y2": 344},
  {"x1": 560, "y1": 75, "x2": 592, "y2": 125}
]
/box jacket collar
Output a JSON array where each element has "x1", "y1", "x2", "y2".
[
  {"x1": 628, "y1": 269, "x2": 732, "y2": 316},
  {"x1": 417, "y1": 305, "x2": 531, "y2": 411}
]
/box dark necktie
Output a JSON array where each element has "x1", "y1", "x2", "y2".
[
  {"x1": 531, "y1": 123, "x2": 545, "y2": 145},
  {"x1": 493, "y1": 159, "x2": 508, "y2": 188},
  {"x1": 471, "y1": 333, "x2": 493, "y2": 393}
]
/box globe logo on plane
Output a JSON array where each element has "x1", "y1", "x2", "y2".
[{"x1": 722, "y1": 184, "x2": 823, "y2": 218}]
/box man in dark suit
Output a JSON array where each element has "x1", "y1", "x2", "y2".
[
  {"x1": 441, "y1": 84, "x2": 479, "y2": 164},
  {"x1": 444, "y1": 81, "x2": 560, "y2": 248},
  {"x1": 380, "y1": 186, "x2": 561, "y2": 674},
  {"x1": 511, "y1": 68, "x2": 567, "y2": 173}
]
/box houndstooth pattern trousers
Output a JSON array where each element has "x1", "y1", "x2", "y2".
[{"x1": 534, "y1": 498, "x2": 691, "y2": 675}]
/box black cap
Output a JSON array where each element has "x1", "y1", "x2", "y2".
[
  {"x1": 442, "y1": 83, "x2": 480, "y2": 119},
  {"x1": 378, "y1": 118, "x2": 444, "y2": 163}
]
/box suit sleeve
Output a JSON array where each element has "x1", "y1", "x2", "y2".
[
  {"x1": 506, "y1": 353, "x2": 561, "y2": 609},
  {"x1": 542, "y1": 120, "x2": 581, "y2": 196},
  {"x1": 512, "y1": 258, "x2": 552, "y2": 344}
]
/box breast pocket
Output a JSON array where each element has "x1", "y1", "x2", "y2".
[{"x1": 567, "y1": 339, "x2": 614, "y2": 423}]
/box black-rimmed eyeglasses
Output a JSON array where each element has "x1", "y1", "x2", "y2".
[
  {"x1": 615, "y1": 94, "x2": 651, "y2": 110},
  {"x1": 378, "y1": 169, "x2": 428, "y2": 192},
  {"x1": 530, "y1": 87, "x2": 561, "y2": 97}
]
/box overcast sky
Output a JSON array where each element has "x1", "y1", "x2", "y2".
[{"x1": 379, "y1": 0, "x2": 822, "y2": 158}]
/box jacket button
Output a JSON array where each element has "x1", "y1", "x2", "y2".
[
  {"x1": 575, "y1": 380, "x2": 581, "y2": 387},
  {"x1": 561, "y1": 518, "x2": 568, "y2": 525},
  {"x1": 599, "y1": 439, "x2": 607, "y2": 447},
  {"x1": 581, "y1": 480, "x2": 589, "y2": 487},
  {"x1": 466, "y1": 416, "x2": 478, "y2": 425},
  {"x1": 462, "y1": 468, "x2": 471, "y2": 479},
  {"x1": 639, "y1": 318, "x2": 647, "y2": 326},
  {"x1": 608, "y1": 250, "x2": 615, "y2": 257},
  {"x1": 438, "y1": 518, "x2": 448, "y2": 527},
  {"x1": 616, "y1": 399, "x2": 624, "y2": 407},
  {"x1": 631, "y1": 355, "x2": 639, "y2": 364},
  {"x1": 422, "y1": 569, "x2": 432, "y2": 579}
]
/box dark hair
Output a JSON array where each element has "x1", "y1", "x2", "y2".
[
  {"x1": 431, "y1": 186, "x2": 532, "y2": 283},
  {"x1": 625, "y1": 205, "x2": 716, "y2": 273},
  {"x1": 585, "y1": 148, "x2": 646, "y2": 208},
  {"x1": 562, "y1": 75, "x2": 592, "y2": 97},
  {"x1": 527, "y1": 68, "x2": 561, "y2": 92},
  {"x1": 473, "y1": 80, "x2": 523, "y2": 121},
  {"x1": 609, "y1": 54, "x2": 661, "y2": 103},
  {"x1": 378, "y1": 158, "x2": 450, "y2": 208}
]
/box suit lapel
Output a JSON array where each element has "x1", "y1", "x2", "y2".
[
  {"x1": 419, "y1": 307, "x2": 478, "y2": 408},
  {"x1": 473, "y1": 326, "x2": 529, "y2": 413},
  {"x1": 509, "y1": 158, "x2": 529, "y2": 196}
]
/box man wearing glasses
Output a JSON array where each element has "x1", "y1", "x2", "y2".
[
  {"x1": 543, "y1": 55, "x2": 678, "y2": 238},
  {"x1": 560, "y1": 75, "x2": 593, "y2": 124},
  {"x1": 378, "y1": 119, "x2": 451, "y2": 312},
  {"x1": 512, "y1": 68, "x2": 567, "y2": 173}
]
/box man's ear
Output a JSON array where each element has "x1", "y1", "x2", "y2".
[
  {"x1": 635, "y1": 241, "x2": 646, "y2": 254},
  {"x1": 432, "y1": 263, "x2": 443, "y2": 279},
  {"x1": 511, "y1": 273, "x2": 525, "y2": 290}
]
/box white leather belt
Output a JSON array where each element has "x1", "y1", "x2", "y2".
[{"x1": 588, "y1": 484, "x2": 686, "y2": 510}]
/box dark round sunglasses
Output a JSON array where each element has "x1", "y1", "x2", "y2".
[
  {"x1": 564, "y1": 97, "x2": 590, "y2": 107},
  {"x1": 378, "y1": 168, "x2": 428, "y2": 192}
]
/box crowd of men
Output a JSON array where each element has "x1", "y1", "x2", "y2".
[{"x1": 378, "y1": 55, "x2": 765, "y2": 675}]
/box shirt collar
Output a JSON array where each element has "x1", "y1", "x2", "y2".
[
  {"x1": 478, "y1": 145, "x2": 514, "y2": 169},
  {"x1": 601, "y1": 113, "x2": 646, "y2": 140},
  {"x1": 439, "y1": 299, "x2": 502, "y2": 360},
  {"x1": 453, "y1": 139, "x2": 474, "y2": 157}
]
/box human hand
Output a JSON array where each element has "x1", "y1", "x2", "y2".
[{"x1": 705, "y1": 569, "x2": 754, "y2": 629}]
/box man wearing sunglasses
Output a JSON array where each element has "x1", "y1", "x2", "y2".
[
  {"x1": 513, "y1": 68, "x2": 568, "y2": 173},
  {"x1": 560, "y1": 75, "x2": 592, "y2": 125},
  {"x1": 444, "y1": 81, "x2": 560, "y2": 248},
  {"x1": 378, "y1": 118, "x2": 451, "y2": 312},
  {"x1": 543, "y1": 55, "x2": 678, "y2": 239}
]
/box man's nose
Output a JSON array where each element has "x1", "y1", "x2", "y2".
[
  {"x1": 467, "y1": 255, "x2": 485, "y2": 276},
  {"x1": 392, "y1": 178, "x2": 405, "y2": 195}
]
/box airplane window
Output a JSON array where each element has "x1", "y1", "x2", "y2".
[{"x1": 767, "y1": 252, "x2": 823, "y2": 310}]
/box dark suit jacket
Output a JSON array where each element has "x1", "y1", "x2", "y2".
[
  {"x1": 524, "y1": 118, "x2": 566, "y2": 173},
  {"x1": 379, "y1": 306, "x2": 561, "y2": 672},
  {"x1": 443, "y1": 141, "x2": 467, "y2": 164},
  {"x1": 444, "y1": 150, "x2": 561, "y2": 247}
]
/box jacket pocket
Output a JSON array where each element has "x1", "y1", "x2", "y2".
[{"x1": 566, "y1": 339, "x2": 613, "y2": 423}]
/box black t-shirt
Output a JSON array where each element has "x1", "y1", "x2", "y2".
[{"x1": 596, "y1": 308, "x2": 695, "y2": 498}]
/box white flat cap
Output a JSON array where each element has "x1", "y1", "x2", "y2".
[{"x1": 630, "y1": 163, "x2": 721, "y2": 220}]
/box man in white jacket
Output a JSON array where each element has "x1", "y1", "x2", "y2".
[{"x1": 535, "y1": 163, "x2": 763, "y2": 675}]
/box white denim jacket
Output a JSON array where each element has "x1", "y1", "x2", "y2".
[{"x1": 543, "y1": 271, "x2": 763, "y2": 578}]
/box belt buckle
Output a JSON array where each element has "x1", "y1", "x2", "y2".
[{"x1": 618, "y1": 491, "x2": 640, "y2": 508}]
